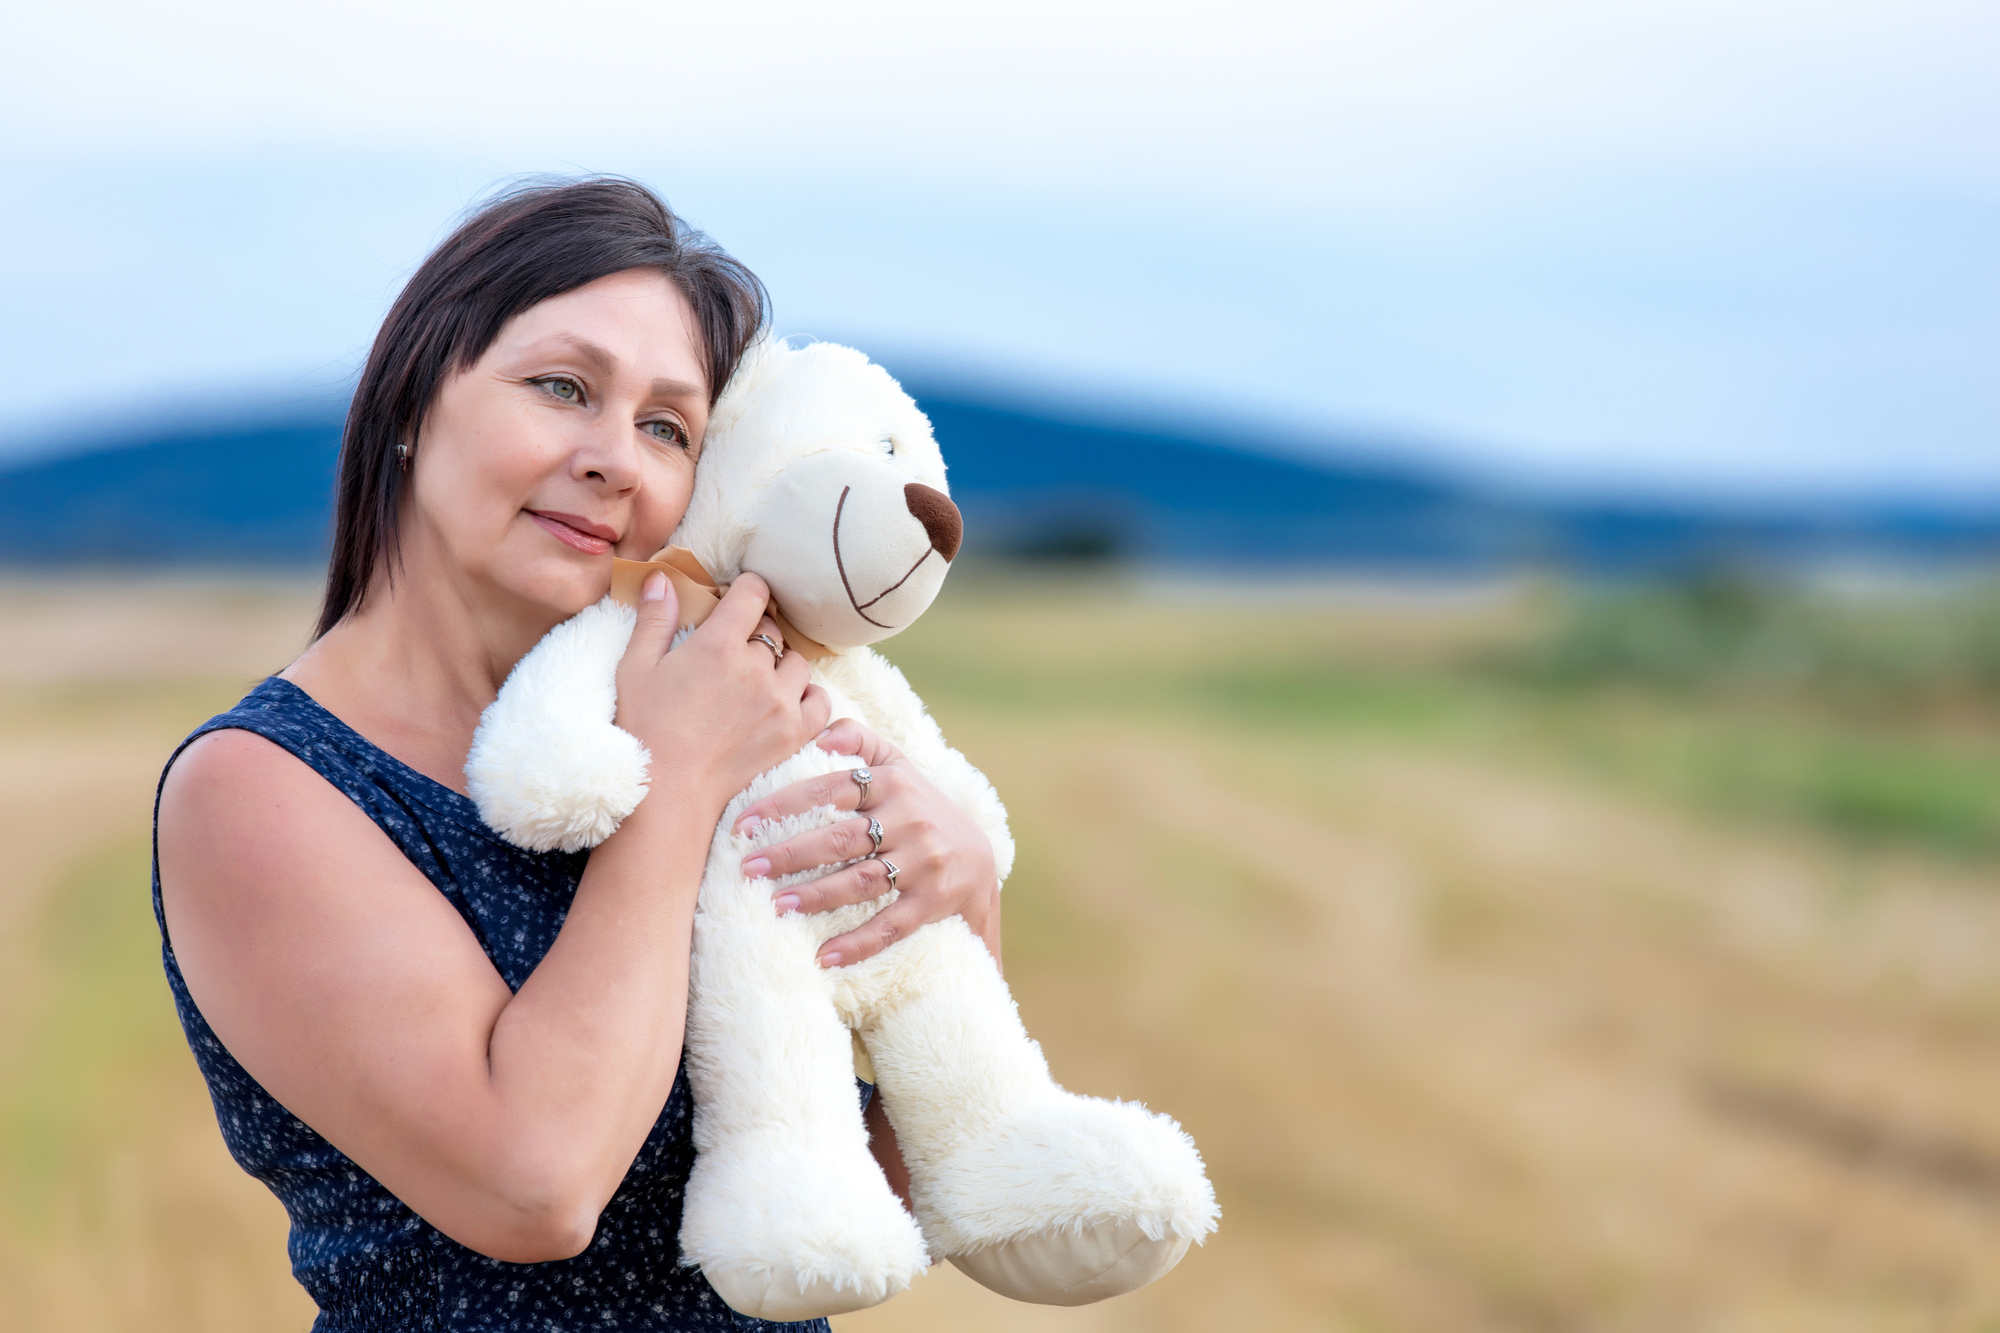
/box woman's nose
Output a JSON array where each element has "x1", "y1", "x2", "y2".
[
  {"x1": 904, "y1": 483, "x2": 962, "y2": 561},
  {"x1": 573, "y1": 422, "x2": 642, "y2": 492}
]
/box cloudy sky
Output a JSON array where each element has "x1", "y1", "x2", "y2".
[{"x1": 3, "y1": 0, "x2": 1995, "y2": 498}]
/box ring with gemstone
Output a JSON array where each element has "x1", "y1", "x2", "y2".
[
  {"x1": 850, "y1": 767, "x2": 872, "y2": 808},
  {"x1": 864, "y1": 816, "x2": 883, "y2": 854},
  {"x1": 751, "y1": 632, "x2": 784, "y2": 666}
]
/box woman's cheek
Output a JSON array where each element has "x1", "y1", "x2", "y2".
[{"x1": 634, "y1": 463, "x2": 697, "y2": 551}]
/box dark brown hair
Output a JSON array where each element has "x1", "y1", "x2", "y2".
[{"x1": 315, "y1": 177, "x2": 769, "y2": 640}]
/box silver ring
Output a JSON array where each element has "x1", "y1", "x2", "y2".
[
  {"x1": 751, "y1": 632, "x2": 784, "y2": 665},
  {"x1": 851, "y1": 767, "x2": 872, "y2": 808},
  {"x1": 878, "y1": 859, "x2": 899, "y2": 889},
  {"x1": 865, "y1": 816, "x2": 883, "y2": 853}
]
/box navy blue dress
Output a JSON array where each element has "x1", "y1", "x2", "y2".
[{"x1": 151, "y1": 677, "x2": 829, "y2": 1332}]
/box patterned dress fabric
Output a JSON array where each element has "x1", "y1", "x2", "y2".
[{"x1": 151, "y1": 677, "x2": 831, "y2": 1332}]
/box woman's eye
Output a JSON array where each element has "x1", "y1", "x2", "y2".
[
  {"x1": 532, "y1": 376, "x2": 585, "y2": 404},
  {"x1": 644, "y1": 420, "x2": 690, "y2": 449}
]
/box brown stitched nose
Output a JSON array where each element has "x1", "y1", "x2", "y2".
[{"x1": 904, "y1": 483, "x2": 963, "y2": 561}]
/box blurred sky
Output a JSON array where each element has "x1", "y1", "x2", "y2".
[{"x1": 1, "y1": 0, "x2": 1995, "y2": 499}]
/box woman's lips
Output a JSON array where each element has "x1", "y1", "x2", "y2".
[{"x1": 527, "y1": 510, "x2": 616, "y2": 556}]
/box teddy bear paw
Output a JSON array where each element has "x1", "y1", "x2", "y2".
[
  {"x1": 681, "y1": 1132, "x2": 930, "y2": 1320},
  {"x1": 917, "y1": 1092, "x2": 1218, "y2": 1304}
]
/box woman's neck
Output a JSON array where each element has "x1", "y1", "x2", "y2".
[{"x1": 284, "y1": 549, "x2": 567, "y2": 795}]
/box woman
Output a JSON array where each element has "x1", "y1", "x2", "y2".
[{"x1": 153, "y1": 178, "x2": 1001, "y2": 1331}]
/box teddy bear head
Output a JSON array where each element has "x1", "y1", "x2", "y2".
[{"x1": 667, "y1": 338, "x2": 962, "y2": 651}]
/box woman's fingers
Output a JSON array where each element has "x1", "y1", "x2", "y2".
[
  {"x1": 737, "y1": 729, "x2": 1000, "y2": 967},
  {"x1": 731, "y1": 747, "x2": 900, "y2": 833},
  {"x1": 614, "y1": 569, "x2": 833, "y2": 806},
  {"x1": 798, "y1": 683, "x2": 833, "y2": 739},
  {"x1": 745, "y1": 613, "x2": 788, "y2": 668},
  {"x1": 624, "y1": 570, "x2": 681, "y2": 664},
  {"x1": 698, "y1": 572, "x2": 773, "y2": 641},
  {"x1": 744, "y1": 816, "x2": 878, "y2": 882},
  {"x1": 764, "y1": 850, "x2": 898, "y2": 918},
  {"x1": 817, "y1": 893, "x2": 931, "y2": 969},
  {"x1": 814, "y1": 717, "x2": 902, "y2": 767}
]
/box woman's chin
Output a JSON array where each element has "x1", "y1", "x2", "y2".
[{"x1": 499, "y1": 560, "x2": 613, "y2": 622}]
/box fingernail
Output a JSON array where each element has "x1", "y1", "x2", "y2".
[
  {"x1": 818, "y1": 952, "x2": 841, "y2": 968},
  {"x1": 773, "y1": 894, "x2": 800, "y2": 914},
  {"x1": 742, "y1": 857, "x2": 771, "y2": 879},
  {"x1": 816, "y1": 727, "x2": 832, "y2": 740},
  {"x1": 734, "y1": 814, "x2": 760, "y2": 835},
  {"x1": 641, "y1": 570, "x2": 667, "y2": 602}
]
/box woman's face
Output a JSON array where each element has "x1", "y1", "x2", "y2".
[{"x1": 404, "y1": 268, "x2": 710, "y2": 618}]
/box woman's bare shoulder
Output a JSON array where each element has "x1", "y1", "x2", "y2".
[
  {"x1": 168, "y1": 722, "x2": 312, "y2": 786},
  {"x1": 158, "y1": 724, "x2": 439, "y2": 929},
  {"x1": 162, "y1": 725, "x2": 357, "y2": 855}
]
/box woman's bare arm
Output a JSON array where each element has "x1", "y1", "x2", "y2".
[
  {"x1": 159, "y1": 575, "x2": 827, "y2": 1263},
  {"x1": 160, "y1": 730, "x2": 714, "y2": 1261}
]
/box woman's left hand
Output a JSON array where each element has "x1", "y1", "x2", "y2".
[{"x1": 733, "y1": 719, "x2": 1000, "y2": 968}]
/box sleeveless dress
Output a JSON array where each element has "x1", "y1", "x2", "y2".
[{"x1": 151, "y1": 676, "x2": 834, "y2": 1332}]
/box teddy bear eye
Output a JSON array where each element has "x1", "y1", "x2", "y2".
[{"x1": 880, "y1": 437, "x2": 896, "y2": 456}]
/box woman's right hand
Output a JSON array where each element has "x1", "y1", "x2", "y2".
[{"x1": 614, "y1": 570, "x2": 829, "y2": 812}]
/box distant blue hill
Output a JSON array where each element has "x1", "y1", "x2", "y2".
[
  {"x1": 1, "y1": 385, "x2": 1997, "y2": 574},
  {"x1": 0, "y1": 414, "x2": 345, "y2": 565}
]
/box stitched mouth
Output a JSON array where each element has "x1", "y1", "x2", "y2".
[{"x1": 833, "y1": 485, "x2": 937, "y2": 630}]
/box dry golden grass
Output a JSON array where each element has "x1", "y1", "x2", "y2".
[
  {"x1": 3, "y1": 574, "x2": 1998, "y2": 1331},
  {"x1": 0, "y1": 577, "x2": 321, "y2": 1330}
]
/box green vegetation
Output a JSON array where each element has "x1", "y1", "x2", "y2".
[
  {"x1": 1507, "y1": 569, "x2": 2000, "y2": 708},
  {"x1": 896, "y1": 568, "x2": 2000, "y2": 859},
  {"x1": 1493, "y1": 572, "x2": 2000, "y2": 856}
]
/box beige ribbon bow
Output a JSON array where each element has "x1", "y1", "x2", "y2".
[{"x1": 609, "y1": 547, "x2": 832, "y2": 662}]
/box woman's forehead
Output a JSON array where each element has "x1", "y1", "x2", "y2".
[{"x1": 498, "y1": 271, "x2": 707, "y2": 396}]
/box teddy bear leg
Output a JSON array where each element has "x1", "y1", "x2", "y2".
[
  {"x1": 841, "y1": 917, "x2": 1218, "y2": 1306},
  {"x1": 676, "y1": 855, "x2": 929, "y2": 1320}
]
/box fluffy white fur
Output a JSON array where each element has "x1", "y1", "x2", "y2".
[
  {"x1": 468, "y1": 339, "x2": 1216, "y2": 1320},
  {"x1": 464, "y1": 598, "x2": 649, "y2": 854}
]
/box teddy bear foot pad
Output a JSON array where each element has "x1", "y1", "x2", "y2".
[
  {"x1": 949, "y1": 1218, "x2": 1193, "y2": 1306},
  {"x1": 703, "y1": 1265, "x2": 906, "y2": 1324}
]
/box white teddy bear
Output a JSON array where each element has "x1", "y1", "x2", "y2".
[{"x1": 465, "y1": 339, "x2": 1217, "y2": 1321}]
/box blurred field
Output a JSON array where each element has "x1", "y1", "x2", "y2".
[{"x1": 4, "y1": 570, "x2": 2000, "y2": 1330}]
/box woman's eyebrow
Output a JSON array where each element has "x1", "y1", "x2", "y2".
[
  {"x1": 518, "y1": 333, "x2": 702, "y2": 402},
  {"x1": 648, "y1": 375, "x2": 706, "y2": 403},
  {"x1": 523, "y1": 333, "x2": 620, "y2": 375}
]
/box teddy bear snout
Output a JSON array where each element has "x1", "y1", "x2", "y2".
[{"x1": 904, "y1": 483, "x2": 963, "y2": 561}]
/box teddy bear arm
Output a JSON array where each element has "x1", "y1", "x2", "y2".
[{"x1": 465, "y1": 596, "x2": 650, "y2": 853}]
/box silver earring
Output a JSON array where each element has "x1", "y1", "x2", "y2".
[{"x1": 396, "y1": 440, "x2": 411, "y2": 472}]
